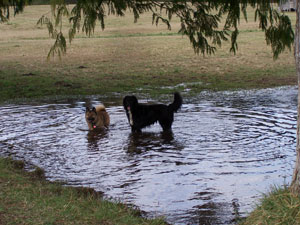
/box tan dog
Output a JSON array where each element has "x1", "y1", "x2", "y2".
[{"x1": 85, "y1": 105, "x2": 110, "y2": 130}]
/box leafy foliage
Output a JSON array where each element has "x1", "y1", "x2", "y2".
[
  {"x1": 0, "y1": 0, "x2": 31, "y2": 22},
  {"x1": 265, "y1": 11, "x2": 294, "y2": 59},
  {"x1": 1, "y1": 0, "x2": 295, "y2": 59}
]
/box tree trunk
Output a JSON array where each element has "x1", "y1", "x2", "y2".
[{"x1": 291, "y1": 0, "x2": 300, "y2": 195}]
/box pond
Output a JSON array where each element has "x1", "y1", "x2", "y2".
[{"x1": 0, "y1": 86, "x2": 297, "y2": 225}]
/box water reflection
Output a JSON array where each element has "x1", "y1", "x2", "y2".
[
  {"x1": 87, "y1": 130, "x2": 109, "y2": 151},
  {"x1": 0, "y1": 86, "x2": 297, "y2": 225},
  {"x1": 125, "y1": 131, "x2": 183, "y2": 154}
]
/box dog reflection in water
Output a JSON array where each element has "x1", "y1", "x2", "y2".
[
  {"x1": 86, "y1": 129, "x2": 109, "y2": 151},
  {"x1": 126, "y1": 131, "x2": 175, "y2": 153},
  {"x1": 123, "y1": 92, "x2": 182, "y2": 132},
  {"x1": 85, "y1": 104, "x2": 110, "y2": 131}
]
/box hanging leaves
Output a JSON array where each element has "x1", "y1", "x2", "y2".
[
  {"x1": 265, "y1": 11, "x2": 294, "y2": 59},
  {"x1": 0, "y1": 0, "x2": 32, "y2": 22},
  {"x1": 32, "y1": 0, "x2": 294, "y2": 59}
]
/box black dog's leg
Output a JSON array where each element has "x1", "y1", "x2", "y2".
[
  {"x1": 131, "y1": 126, "x2": 142, "y2": 133},
  {"x1": 161, "y1": 125, "x2": 172, "y2": 132},
  {"x1": 159, "y1": 113, "x2": 174, "y2": 132},
  {"x1": 159, "y1": 120, "x2": 172, "y2": 132}
]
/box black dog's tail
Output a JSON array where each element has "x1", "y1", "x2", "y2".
[{"x1": 168, "y1": 92, "x2": 182, "y2": 112}]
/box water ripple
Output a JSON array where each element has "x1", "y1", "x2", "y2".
[{"x1": 0, "y1": 86, "x2": 297, "y2": 225}]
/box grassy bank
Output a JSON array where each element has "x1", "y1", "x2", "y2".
[
  {"x1": 0, "y1": 5, "x2": 297, "y2": 103},
  {"x1": 0, "y1": 157, "x2": 166, "y2": 225},
  {"x1": 240, "y1": 186, "x2": 300, "y2": 225}
]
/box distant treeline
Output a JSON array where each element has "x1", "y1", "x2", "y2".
[
  {"x1": 31, "y1": 0, "x2": 77, "y2": 5},
  {"x1": 31, "y1": 0, "x2": 281, "y2": 5}
]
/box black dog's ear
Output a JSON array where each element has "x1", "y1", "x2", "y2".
[
  {"x1": 86, "y1": 107, "x2": 90, "y2": 112},
  {"x1": 133, "y1": 96, "x2": 138, "y2": 104},
  {"x1": 92, "y1": 107, "x2": 97, "y2": 112},
  {"x1": 130, "y1": 96, "x2": 138, "y2": 105}
]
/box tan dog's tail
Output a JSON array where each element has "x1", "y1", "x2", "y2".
[
  {"x1": 95, "y1": 104, "x2": 106, "y2": 112},
  {"x1": 96, "y1": 104, "x2": 110, "y2": 127}
]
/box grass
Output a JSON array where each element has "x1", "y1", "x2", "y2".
[
  {"x1": 0, "y1": 5, "x2": 297, "y2": 103},
  {"x1": 0, "y1": 157, "x2": 166, "y2": 225},
  {"x1": 240, "y1": 185, "x2": 300, "y2": 225}
]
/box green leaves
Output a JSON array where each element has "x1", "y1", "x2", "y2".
[
  {"x1": 152, "y1": 12, "x2": 171, "y2": 30},
  {"x1": 178, "y1": 2, "x2": 225, "y2": 55},
  {"x1": 37, "y1": 15, "x2": 54, "y2": 38},
  {"x1": 48, "y1": 31, "x2": 66, "y2": 59},
  {"x1": 265, "y1": 13, "x2": 294, "y2": 59},
  {"x1": 37, "y1": 13, "x2": 67, "y2": 59},
  {"x1": 253, "y1": 4, "x2": 294, "y2": 59},
  {"x1": 0, "y1": 0, "x2": 31, "y2": 22}
]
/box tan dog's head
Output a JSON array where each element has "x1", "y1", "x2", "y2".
[{"x1": 85, "y1": 107, "x2": 98, "y2": 129}]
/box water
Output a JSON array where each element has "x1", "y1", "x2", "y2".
[{"x1": 0, "y1": 86, "x2": 297, "y2": 224}]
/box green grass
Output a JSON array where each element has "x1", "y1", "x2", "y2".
[
  {"x1": 0, "y1": 157, "x2": 166, "y2": 225},
  {"x1": 240, "y1": 185, "x2": 300, "y2": 225},
  {"x1": 0, "y1": 64, "x2": 296, "y2": 103}
]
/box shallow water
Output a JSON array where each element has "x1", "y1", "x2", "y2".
[{"x1": 0, "y1": 86, "x2": 297, "y2": 225}]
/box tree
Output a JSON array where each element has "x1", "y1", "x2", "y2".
[
  {"x1": 2, "y1": 0, "x2": 300, "y2": 193},
  {"x1": 291, "y1": 0, "x2": 300, "y2": 194}
]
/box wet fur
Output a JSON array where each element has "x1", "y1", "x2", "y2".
[
  {"x1": 123, "y1": 92, "x2": 182, "y2": 132},
  {"x1": 85, "y1": 105, "x2": 110, "y2": 131}
]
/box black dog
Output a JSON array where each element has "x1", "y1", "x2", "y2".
[{"x1": 123, "y1": 92, "x2": 182, "y2": 132}]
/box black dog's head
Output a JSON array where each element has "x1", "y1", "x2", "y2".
[
  {"x1": 123, "y1": 96, "x2": 139, "y2": 128},
  {"x1": 123, "y1": 96, "x2": 138, "y2": 111}
]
